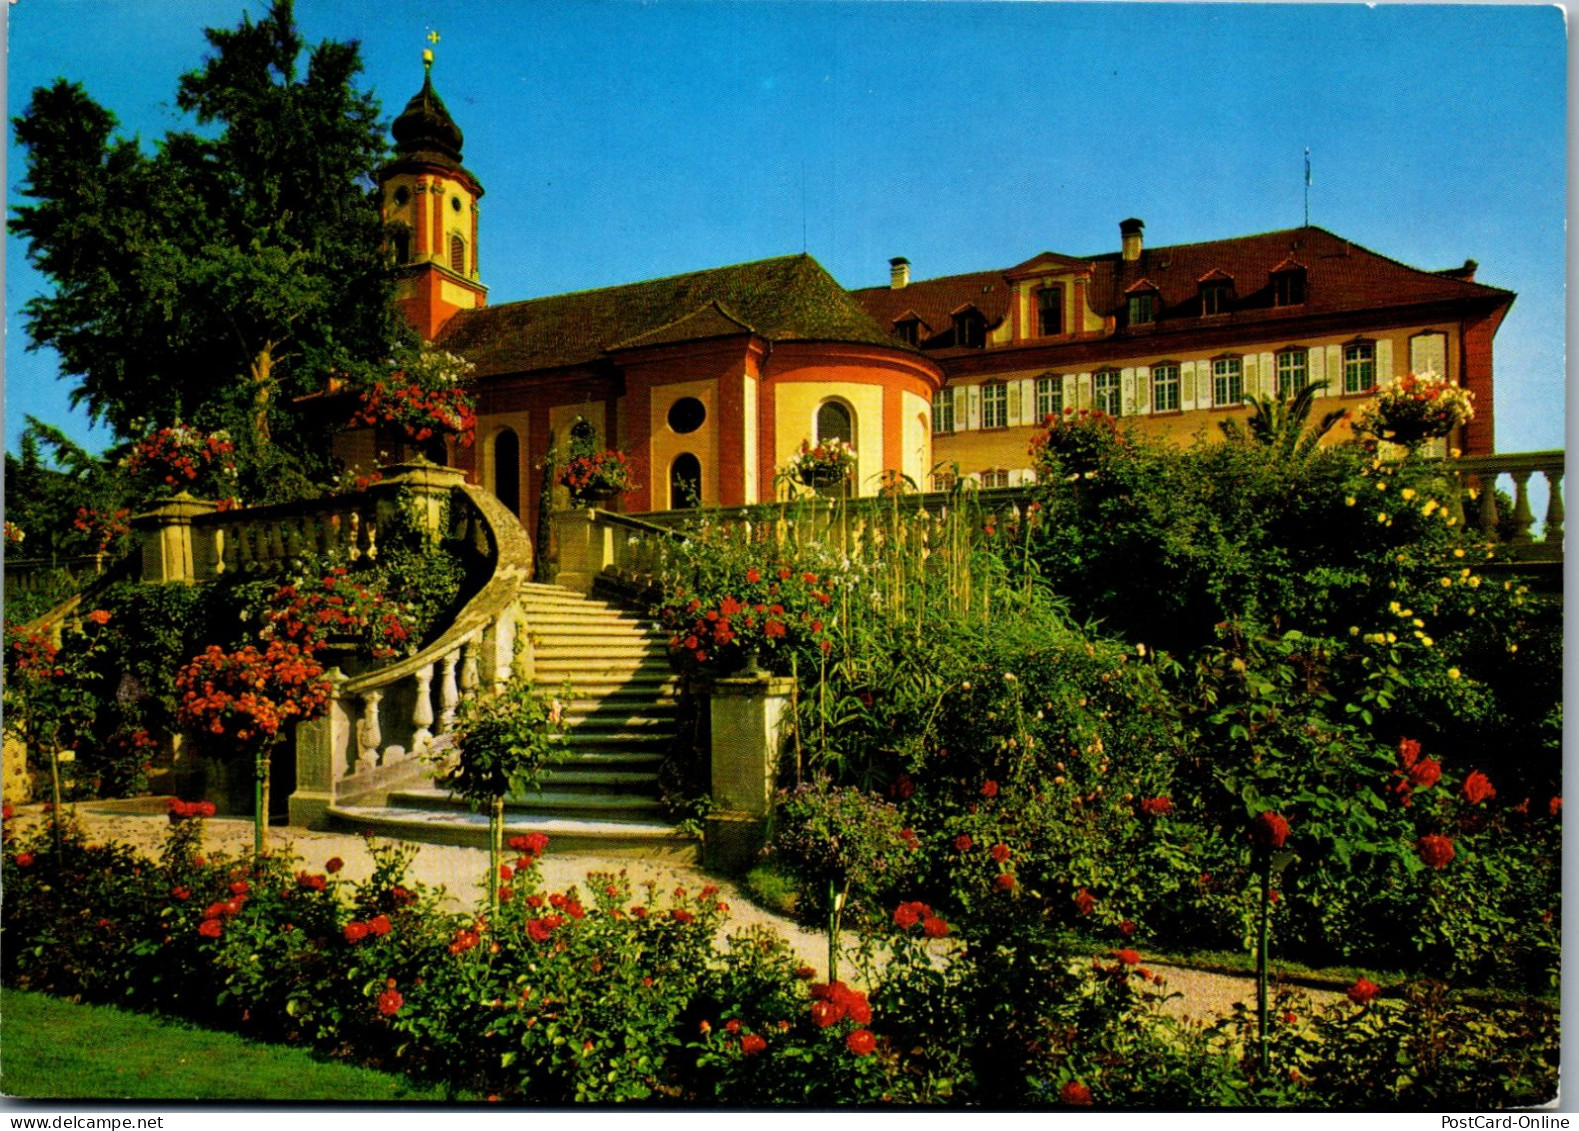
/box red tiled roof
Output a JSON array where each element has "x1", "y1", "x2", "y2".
[
  {"x1": 850, "y1": 226, "x2": 1511, "y2": 352},
  {"x1": 437, "y1": 254, "x2": 904, "y2": 378},
  {"x1": 850, "y1": 269, "x2": 1011, "y2": 348}
]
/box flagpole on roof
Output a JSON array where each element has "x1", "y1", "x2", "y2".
[{"x1": 1304, "y1": 147, "x2": 1312, "y2": 228}]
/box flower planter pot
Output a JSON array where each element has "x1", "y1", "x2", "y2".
[
  {"x1": 572, "y1": 483, "x2": 622, "y2": 505},
  {"x1": 799, "y1": 465, "x2": 846, "y2": 488}
]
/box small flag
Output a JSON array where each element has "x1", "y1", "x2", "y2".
[{"x1": 1305, "y1": 147, "x2": 1312, "y2": 186}]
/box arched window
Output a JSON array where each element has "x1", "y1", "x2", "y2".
[
  {"x1": 816, "y1": 400, "x2": 853, "y2": 447},
  {"x1": 449, "y1": 234, "x2": 466, "y2": 273},
  {"x1": 492, "y1": 428, "x2": 520, "y2": 517},
  {"x1": 670, "y1": 453, "x2": 702, "y2": 509}
]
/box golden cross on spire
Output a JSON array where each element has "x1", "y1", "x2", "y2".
[{"x1": 423, "y1": 29, "x2": 440, "y2": 69}]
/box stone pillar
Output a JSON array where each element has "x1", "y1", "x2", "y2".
[
  {"x1": 705, "y1": 673, "x2": 795, "y2": 873},
  {"x1": 289, "y1": 670, "x2": 350, "y2": 830},
  {"x1": 130, "y1": 493, "x2": 219, "y2": 583},
  {"x1": 553, "y1": 508, "x2": 612, "y2": 595},
  {"x1": 369, "y1": 458, "x2": 467, "y2": 542}
]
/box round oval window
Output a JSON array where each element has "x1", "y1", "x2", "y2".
[{"x1": 667, "y1": 397, "x2": 706, "y2": 434}]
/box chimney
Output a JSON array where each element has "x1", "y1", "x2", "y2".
[
  {"x1": 1120, "y1": 218, "x2": 1144, "y2": 262},
  {"x1": 889, "y1": 256, "x2": 910, "y2": 289}
]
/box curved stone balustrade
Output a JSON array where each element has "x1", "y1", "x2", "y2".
[{"x1": 288, "y1": 480, "x2": 536, "y2": 828}]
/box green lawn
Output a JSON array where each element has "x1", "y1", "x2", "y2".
[{"x1": 0, "y1": 988, "x2": 458, "y2": 1101}]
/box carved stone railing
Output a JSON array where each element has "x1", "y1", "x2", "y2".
[
  {"x1": 1444, "y1": 451, "x2": 1564, "y2": 557},
  {"x1": 552, "y1": 487, "x2": 1038, "y2": 596},
  {"x1": 288, "y1": 479, "x2": 536, "y2": 827}
]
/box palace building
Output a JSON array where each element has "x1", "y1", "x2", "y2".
[{"x1": 338, "y1": 63, "x2": 1515, "y2": 533}]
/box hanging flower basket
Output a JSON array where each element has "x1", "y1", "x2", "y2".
[
  {"x1": 789, "y1": 439, "x2": 856, "y2": 488},
  {"x1": 1352, "y1": 371, "x2": 1474, "y2": 449},
  {"x1": 560, "y1": 449, "x2": 634, "y2": 507}
]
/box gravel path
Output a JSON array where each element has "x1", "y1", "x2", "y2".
[{"x1": 12, "y1": 799, "x2": 1339, "y2": 1019}]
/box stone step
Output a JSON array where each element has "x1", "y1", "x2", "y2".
[
  {"x1": 390, "y1": 787, "x2": 665, "y2": 817},
  {"x1": 554, "y1": 750, "x2": 664, "y2": 769},
  {"x1": 540, "y1": 768, "x2": 661, "y2": 791},
  {"x1": 535, "y1": 662, "x2": 677, "y2": 683},
  {"x1": 329, "y1": 804, "x2": 697, "y2": 861},
  {"x1": 563, "y1": 709, "x2": 676, "y2": 729},
  {"x1": 562, "y1": 729, "x2": 673, "y2": 747},
  {"x1": 534, "y1": 641, "x2": 667, "y2": 658}
]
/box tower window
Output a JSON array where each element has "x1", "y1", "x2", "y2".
[
  {"x1": 449, "y1": 235, "x2": 466, "y2": 273},
  {"x1": 392, "y1": 232, "x2": 410, "y2": 264}
]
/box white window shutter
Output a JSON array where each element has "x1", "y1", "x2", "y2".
[
  {"x1": 1006, "y1": 468, "x2": 1023, "y2": 487},
  {"x1": 1259, "y1": 353, "x2": 1275, "y2": 398},
  {"x1": 1242, "y1": 354, "x2": 1259, "y2": 401},
  {"x1": 1411, "y1": 332, "x2": 1447, "y2": 379},
  {"x1": 1134, "y1": 365, "x2": 1151, "y2": 414},
  {"x1": 1120, "y1": 368, "x2": 1136, "y2": 416},
  {"x1": 1180, "y1": 361, "x2": 1197, "y2": 412},
  {"x1": 1006, "y1": 380, "x2": 1022, "y2": 427},
  {"x1": 1376, "y1": 339, "x2": 1394, "y2": 386},
  {"x1": 1061, "y1": 374, "x2": 1076, "y2": 414},
  {"x1": 967, "y1": 384, "x2": 982, "y2": 430},
  {"x1": 949, "y1": 387, "x2": 963, "y2": 432},
  {"x1": 1308, "y1": 345, "x2": 1326, "y2": 394},
  {"x1": 1326, "y1": 345, "x2": 1343, "y2": 392},
  {"x1": 1076, "y1": 372, "x2": 1093, "y2": 410},
  {"x1": 1020, "y1": 378, "x2": 1036, "y2": 424}
]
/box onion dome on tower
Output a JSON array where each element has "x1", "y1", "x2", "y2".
[{"x1": 381, "y1": 43, "x2": 487, "y2": 340}]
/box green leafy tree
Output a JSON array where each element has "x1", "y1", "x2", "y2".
[{"x1": 9, "y1": 0, "x2": 410, "y2": 501}]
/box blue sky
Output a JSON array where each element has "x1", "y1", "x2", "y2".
[{"x1": 5, "y1": 1, "x2": 1567, "y2": 457}]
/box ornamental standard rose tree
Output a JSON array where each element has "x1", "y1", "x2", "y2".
[{"x1": 176, "y1": 640, "x2": 331, "y2": 861}]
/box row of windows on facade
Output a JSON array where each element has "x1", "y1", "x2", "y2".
[
  {"x1": 929, "y1": 341, "x2": 1387, "y2": 433},
  {"x1": 905, "y1": 269, "x2": 1309, "y2": 348}
]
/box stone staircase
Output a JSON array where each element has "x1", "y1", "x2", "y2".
[{"x1": 330, "y1": 582, "x2": 698, "y2": 859}]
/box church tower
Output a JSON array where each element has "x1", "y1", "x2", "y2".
[{"x1": 381, "y1": 49, "x2": 487, "y2": 340}]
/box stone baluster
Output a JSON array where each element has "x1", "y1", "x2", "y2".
[
  {"x1": 284, "y1": 518, "x2": 304, "y2": 560},
  {"x1": 460, "y1": 635, "x2": 481, "y2": 696},
  {"x1": 1508, "y1": 470, "x2": 1535, "y2": 544},
  {"x1": 1543, "y1": 467, "x2": 1564, "y2": 542},
  {"x1": 361, "y1": 514, "x2": 379, "y2": 563},
  {"x1": 236, "y1": 522, "x2": 256, "y2": 571},
  {"x1": 347, "y1": 512, "x2": 364, "y2": 563},
  {"x1": 356, "y1": 690, "x2": 384, "y2": 772},
  {"x1": 438, "y1": 650, "x2": 461, "y2": 731},
  {"x1": 216, "y1": 525, "x2": 236, "y2": 575},
  {"x1": 1475, "y1": 475, "x2": 1501, "y2": 538},
  {"x1": 412, "y1": 663, "x2": 435, "y2": 753}
]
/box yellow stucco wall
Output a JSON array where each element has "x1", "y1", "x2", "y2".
[
  {"x1": 934, "y1": 319, "x2": 1463, "y2": 480},
  {"x1": 649, "y1": 379, "x2": 719, "y2": 508},
  {"x1": 901, "y1": 390, "x2": 932, "y2": 487},
  {"x1": 772, "y1": 381, "x2": 885, "y2": 498}
]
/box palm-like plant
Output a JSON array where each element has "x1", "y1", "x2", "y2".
[{"x1": 1219, "y1": 379, "x2": 1348, "y2": 463}]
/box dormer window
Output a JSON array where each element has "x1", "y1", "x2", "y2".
[
  {"x1": 894, "y1": 318, "x2": 920, "y2": 346},
  {"x1": 1127, "y1": 291, "x2": 1156, "y2": 326},
  {"x1": 1037, "y1": 285, "x2": 1064, "y2": 336},
  {"x1": 1272, "y1": 263, "x2": 1307, "y2": 306},
  {"x1": 1201, "y1": 281, "x2": 1231, "y2": 316},
  {"x1": 953, "y1": 309, "x2": 986, "y2": 349}
]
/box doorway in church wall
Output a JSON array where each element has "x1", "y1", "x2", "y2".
[
  {"x1": 492, "y1": 427, "x2": 520, "y2": 517},
  {"x1": 670, "y1": 453, "x2": 701, "y2": 509}
]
